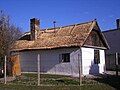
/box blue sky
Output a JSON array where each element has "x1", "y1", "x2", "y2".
[{"x1": 0, "y1": 0, "x2": 120, "y2": 32}]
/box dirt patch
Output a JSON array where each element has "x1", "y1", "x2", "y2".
[{"x1": 0, "y1": 76, "x2": 15, "y2": 83}]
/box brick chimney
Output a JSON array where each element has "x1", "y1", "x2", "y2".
[
  {"x1": 30, "y1": 18, "x2": 40, "y2": 40},
  {"x1": 116, "y1": 19, "x2": 120, "y2": 29}
]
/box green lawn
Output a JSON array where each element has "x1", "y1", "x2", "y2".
[{"x1": 0, "y1": 73, "x2": 119, "y2": 90}]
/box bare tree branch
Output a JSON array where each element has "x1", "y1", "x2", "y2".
[{"x1": 0, "y1": 11, "x2": 22, "y2": 58}]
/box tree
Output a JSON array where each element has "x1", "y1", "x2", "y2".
[{"x1": 0, "y1": 11, "x2": 22, "y2": 59}]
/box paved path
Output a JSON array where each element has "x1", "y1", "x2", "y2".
[{"x1": 105, "y1": 71, "x2": 120, "y2": 75}]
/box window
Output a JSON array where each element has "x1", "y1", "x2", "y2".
[
  {"x1": 94, "y1": 50, "x2": 100, "y2": 64},
  {"x1": 118, "y1": 53, "x2": 120, "y2": 65},
  {"x1": 61, "y1": 53, "x2": 70, "y2": 62}
]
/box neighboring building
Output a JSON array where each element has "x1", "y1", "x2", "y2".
[
  {"x1": 10, "y1": 18, "x2": 109, "y2": 77},
  {"x1": 103, "y1": 19, "x2": 120, "y2": 70}
]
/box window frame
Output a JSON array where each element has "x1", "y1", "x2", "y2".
[{"x1": 60, "y1": 53, "x2": 70, "y2": 63}]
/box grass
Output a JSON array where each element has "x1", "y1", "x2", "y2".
[
  {"x1": 0, "y1": 84, "x2": 115, "y2": 90},
  {"x1": 0, "y1": 73, "x2": 119, "y2": 90},
  {"x1": 11, "y1": 74, "x2": 80, "y2": 86}
]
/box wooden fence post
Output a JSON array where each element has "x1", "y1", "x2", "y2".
[
  {"x1": 37, "y1": 54, "x2": 40, "y2": 86},
  {"x1": 78, "y1": 54, "x2": 82, "y2": 85},
  {"x1": 4, "y1": 55, "x2": 7, "y2": 84},
  {"x1": 115, "y1": 52, "x2": 118, "y2": 76}
]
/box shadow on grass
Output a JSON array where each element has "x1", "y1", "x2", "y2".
[{"x1": 93, "y1": 74, "x2": 120, "y2": 90}]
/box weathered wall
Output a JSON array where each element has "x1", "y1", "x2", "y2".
[
  {"x1": 19, "y1": 47, "x2": 80, "y2": 76},
  {"x1": 19, "y1": 47, "x2": 105, "y2": 76},
  {"x1": 70, "y1": 49, "x2": 81, "y2": 77}
]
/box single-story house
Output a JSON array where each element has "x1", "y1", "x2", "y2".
[
  {"x1": 103, "y1": 19, "x2": 120, "y2": 70},
  {"x1": 10, "y1": 18, "x2": 109, "y2": 77}
]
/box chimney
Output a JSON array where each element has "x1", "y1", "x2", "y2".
[
  {"x1": 30, "y1": 18, "x2": 40, "y2": 40},
  {"x1": 116, "y1": 19, "x2": 120, "y2": 29}
]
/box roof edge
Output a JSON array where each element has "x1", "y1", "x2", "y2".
[{"x1": 81, "y1": 20, "x2": 97, "y2": 46}]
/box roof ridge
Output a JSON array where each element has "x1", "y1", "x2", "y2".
[{"x1": 41, "y1": 20, "x2": 95, "y2": 31}]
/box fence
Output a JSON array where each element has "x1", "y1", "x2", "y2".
[
  {"x1": 0, "y1": 53, "x2": 120, "y2": 87},
  {"x1": 2, "y1": 52, "x2": 120, "y2": 86},
  {"x1": 0, "y1": 54, "x2": 83, "y2": 86}
]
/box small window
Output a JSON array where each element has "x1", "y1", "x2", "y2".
[
  {"x1": 94, "y1": 50, "x2": 100, "y2": 64},
  {"x1": 62, "y1": 53, "x2": 70, "y2": 62}
]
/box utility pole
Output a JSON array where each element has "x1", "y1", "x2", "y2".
[
  {"x1": 37, "y1": 54, "x2": 40, "y2": 86},
  {"x1": 4, "y1": 55, "x2": 7, "y2": 84}
]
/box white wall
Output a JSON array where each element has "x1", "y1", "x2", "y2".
[
  {"x1": 81, "y1": 47, "x2": 94, "y2": 75},
  {"x1": 81, "y1": 47, "x2": 105, "y2": 75},
  {"x1": 19, "y1": 47, "x2": 105, "y2": 76},
  {"x1": 99, "y1": 50, "x2": 105, "y2": 73},
  {"x1": 19, "y1": 47, "x2": 80, "y2": 76}
]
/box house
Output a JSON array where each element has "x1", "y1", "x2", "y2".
[
  {"x1": 103, "y1": 19, "x2": 120, "y2": 70},
  {"x1": 10, "y1": 18, "x2": 109, "y2": 77}
]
